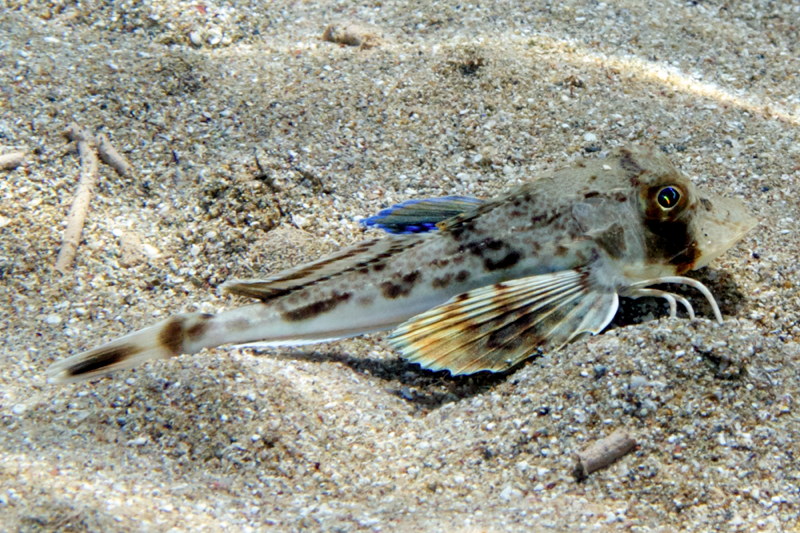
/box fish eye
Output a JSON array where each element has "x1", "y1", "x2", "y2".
[{"x1": 656, "y1": 186, "x2": 681, "y2": 209}]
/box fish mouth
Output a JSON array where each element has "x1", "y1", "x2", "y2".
[{"x1": 691, "y1": 193, "x2": 757, "y2": 270}]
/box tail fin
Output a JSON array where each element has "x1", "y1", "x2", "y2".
[{"x1": 46, "y1": 313, "x2": 213, "y2": 383}]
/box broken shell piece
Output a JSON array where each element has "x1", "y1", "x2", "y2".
[
  {"x1": 322, "y1": 21, "x2": 385, "y2": 48},
  {"x1": 0, "y1": 151, "x2": 26, "y2": 170}
]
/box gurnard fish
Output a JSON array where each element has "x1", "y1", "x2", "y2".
[{"x1": 47, "y1": 146, "x2": 756, "y2": 383}]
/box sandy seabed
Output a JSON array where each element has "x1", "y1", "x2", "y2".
[{"x1": 1, "y1": 1, "x2": 799, "y2": 531}]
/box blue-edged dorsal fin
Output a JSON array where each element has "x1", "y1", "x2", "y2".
[
  {"x1": 390, "y1": 269, "x2": 619, "y2": 375},
  {"x1": 361, "y1": 195, "x2": 483, "y2": 234}
]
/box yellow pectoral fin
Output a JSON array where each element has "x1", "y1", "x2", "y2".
[{"x1": 390, "y1": 269, "x2": 618, "y2": 375}]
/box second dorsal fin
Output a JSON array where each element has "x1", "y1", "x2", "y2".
[{"x1": 221, "y1": 234, "x2": 423, "y2": 301}]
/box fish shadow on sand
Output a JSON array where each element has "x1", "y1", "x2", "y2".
[
  {"x1": 268, "y1": 348, "x2": 510, "y2": 411},
  {"x1": 272, "y1": 267, "x2": 748, "y2": 411}
]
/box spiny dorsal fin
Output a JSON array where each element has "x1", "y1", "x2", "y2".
[
  {"x1": 361, "y1": 196, "x2": 483, "y2": 234},
  {"x1": 390, "y1": 269, "x2": 619, "y2": 375},
  {"x1": 221, "y1": 234, "x2": 423, "y2": 301}
]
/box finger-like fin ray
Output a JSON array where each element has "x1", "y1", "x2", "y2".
[{"x1": 621, "y1": 276, "x2": 722, "y2": 323}]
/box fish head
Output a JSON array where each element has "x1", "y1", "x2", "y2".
[
  {"x1": 684, "y1": 192, "x2": 758, "y2": 269},
  {"x1": 622, "y1": 146, "x2": 757, "y2": 274}
]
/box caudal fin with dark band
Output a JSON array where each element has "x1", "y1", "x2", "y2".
[{"x1": 46, "y1": 313, "x2": 212, "y2": 383}]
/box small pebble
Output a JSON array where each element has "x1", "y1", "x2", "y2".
[
  {"x1": 189, "y1": 31, "x2": 203, "y2": 47},
  {"x1": 322, "y1": 21, "x2": 385, "y2": 48},
  {"x1": 499, "y1": 485, "x2": 522, "y2": 501}
]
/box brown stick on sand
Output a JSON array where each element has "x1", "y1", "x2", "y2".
[
  {"x1": 55, "y1": 123, "x2": 100, "y2": 274},
  {"x1": 572, "y1": 430, "x2": 637, "y2": 481},
  {"x1": 97, "y1": 133, "x2": 133, "y2": 178}
]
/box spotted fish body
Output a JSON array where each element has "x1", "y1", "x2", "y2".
[{"x1": 47, "y1": 146, "x2": 756, "y2": 382}]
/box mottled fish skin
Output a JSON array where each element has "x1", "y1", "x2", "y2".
[{"x1": 47, "y1": 146, "x2": 756, "y2": 382}]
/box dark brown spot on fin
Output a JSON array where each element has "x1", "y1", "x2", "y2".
[
  {"x1": 443, "y1": 217, "x2": 479, "y2": 241},
  {"x1": 282, "y1": 292, "x2": 352, "y2": 321},
  {"x1": 403, "y1": 271, "x2": 420, "y2": 284},
  {"x1": 381, "y1": 282, "x2": 403, "y2": 299},
  {"x1": 592, "y1": 223, "x2": 627, "y2": 259},
  {"x1": 275, "y1": 241, "x2": 375, "y2": 283},
  {"x1": 431, "y1": 273, "x2": 453, "y2": 289},
  {"x1": 186, "y1": 313, "x2": 213, "y2": 341},
  {"x1": 67, "y1": 345, "x2": 138, "y2": 377},
  {"x1": 381, "y1": 270, "x2": 421, "y2": 299},
  {"x1": 484, "y1": 251, "x2": 521, "y2": 271},
  {"x1": 159, "y1": 318, "x2": 186, "y2": 357},
  {"x1": 225, "y1": 282, "x2": 289, "y2": 301}
]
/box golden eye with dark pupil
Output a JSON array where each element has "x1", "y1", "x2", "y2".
[{"x1": 656, "y1": 186, "x2": 681, "y2": 209}]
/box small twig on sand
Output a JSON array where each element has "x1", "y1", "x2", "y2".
[
  {"x1": 572, "y1": 429, "x2": 637, "y2": 481},
  {"x1": 0, "y1": 151, "x2": 26, "y2": 170},
  {"x1": 97, "y1": 133, "x2": 133, "y2": 178},
  {"x1": 55, "y1": 123, "x2": 100, "y2": 274}
]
